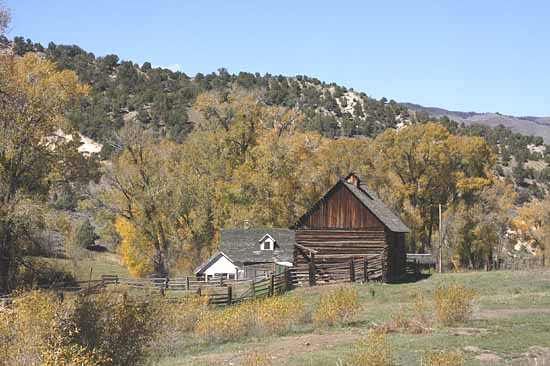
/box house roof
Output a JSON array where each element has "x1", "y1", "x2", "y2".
[
  {"x1": 194, "y1": 251, "x2": 235, "y2": 274},
  {"x1": 295, "y1": 173, "x2": 410, "y2": 233},
  {"x1": 219, "y1": 228, "x2": 295, "y2": 264}
]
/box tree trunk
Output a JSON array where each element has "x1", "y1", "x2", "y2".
[
  {"x1": 0, "y1": 252, "x2": 10, "y2": 293},
  {"x1": 0, "y1": 224, "x2": 13, "y2": 293}
]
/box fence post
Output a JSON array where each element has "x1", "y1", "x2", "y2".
[
  {"x1": 251, "y1": 279, "x2": 256, "y2": 299},
  {"x1": 227, "y1": 286, "x2": 232, "y2": 305},
  {"x1": 364, "y1": 258, "x2": 369, "y2": 282},
  {"x1": 308, "y1": 261, "x2": 316, "y2": 286},
  {"x1": 349, "y1": 259, "x2": 356, "y2": 282},
  {"x1": 186, "y1": 276, "x2": 190, "y2": 291},
  {"x1": 284, "y1": 268, "x2": 290, "y2": 291},
  {"x1": 219, "y1": 275, "x2": 224, "y2": 287},
  {"x1": 381, "y1": 256, "x2": 387, "y2": 282},
  {"x1": 269, "y1": 274, "x2": 274, "y2": 297},
  {"x1": 197, "y1": 287, "x2": 202, "y2": 297}
]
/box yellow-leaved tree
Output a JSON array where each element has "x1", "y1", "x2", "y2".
[
  {"x1": 371, "y1": 123, "x2": 494, "y2": 253},
  {"x1": 0, "y1": 53, "x2": 96, "y2": 291}
]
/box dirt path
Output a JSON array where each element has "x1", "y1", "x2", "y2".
[
  {"x1": 478, "y1": 307, "x2": 550, "y2": 319},
  {"x1": 183, "y1": 330, "x2": 364, "y2": 365}
]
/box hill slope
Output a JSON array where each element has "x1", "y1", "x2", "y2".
[
  {"x1": 403, "y1": 102, "x2": 550, "y2": 142},
  {"x1": 3, "y1": 35, "x2": 550, "y2": 199}
]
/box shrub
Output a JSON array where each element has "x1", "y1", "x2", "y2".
[
  {"x1": 70, "y1": 291, "x2": 161, "y2": 366},
  {"x1": 194, "y1": 294, "x2": 307, "y2": 343},
  {"x1": 155, "y1": 295, "x2": 209, "y2": 356},
  {"x1": 411, "y1": 292, "x2": 432, "y2": 325},
  {"x1": 194, "y1": 301, "x2": 255, "y2": 343},
  {"x1": 314, "y1": 285, "x2": 360, "y2": 327},
  {"x1": 340, "y1": 328, "x2": 393, "y2": 366},
  {"x1": 389, "y1": 295, "x2": 432, "y2": 334},
  {"x1": 434, "y1": 283, "x2": 476, "y2": 326},
  {"x1": 0, "y1": 290, "x2": 100, "y2": 366},
  {"x1": 422, "y1": 350, "x2": 464, "y2": 366},
  {"x1": 74, "y1": 219, "x2": 99, "y2": 248},
  {"x1": 254, "y1": 295, "x2": 306, "y2": 335},
  {"x1": 16, "y1": 259, "x2": 76, "y2": 288}
]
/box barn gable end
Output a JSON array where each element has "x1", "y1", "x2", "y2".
[{"x1": 293, "y1": 173, "x2": 409, "y2": 281}]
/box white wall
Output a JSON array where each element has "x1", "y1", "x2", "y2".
[{"x1": 203, "y1": 255, "x2": 238, "y2": 278}]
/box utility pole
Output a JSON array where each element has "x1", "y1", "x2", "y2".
[{"x1": 439, "y1": 203, "x2": 443, "y2": 273}]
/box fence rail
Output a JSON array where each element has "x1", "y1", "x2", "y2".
[{"x1": 0, "y1": 254, "x2": 385, "y2": 307}]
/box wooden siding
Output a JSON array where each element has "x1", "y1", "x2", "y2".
[
  {"x1": 300, "y1": 183, "x2": 385, "y2": 230},
  {"x1": 295, "y1": 229, "x2": 387, "y2": 268}
]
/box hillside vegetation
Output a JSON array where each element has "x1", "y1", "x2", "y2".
[
  {"x1": 3, "y1": 35, "x2": 550, "y2": 201},
  {"x1": 2, "y1": 33, "x2": 550, "y2": 290}
]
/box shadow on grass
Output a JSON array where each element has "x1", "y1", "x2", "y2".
[{"x1": 389, "y1": 272, "x2": 432, "y2": 284}]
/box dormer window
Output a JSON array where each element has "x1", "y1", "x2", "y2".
[{"x1": 259, "y1": 234, "x2": 276, "y2": 251}]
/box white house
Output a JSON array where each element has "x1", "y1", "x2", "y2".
[
  {"x1": 194, "y1": 228, "x2": 295, "y2": 281},
  {"x1": 194, "y1": 252, "x2": 239, "y2": 281}
]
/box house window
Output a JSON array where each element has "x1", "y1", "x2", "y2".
[{"x1": 259, "y1": 234, "x2": 276, "y2": 251}]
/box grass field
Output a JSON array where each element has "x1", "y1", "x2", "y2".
[
  {"x1": 160, "y1": 270, "x2": 550, "y2": 366},
  {"x1": 41, "y1": 251, "x2": 130, "y2": 281}
]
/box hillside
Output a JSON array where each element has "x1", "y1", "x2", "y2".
[
  {"x1": 3, "y1": 35, "x2": 550, "y2": 201},
  {"x1": 403, "y1": 102, "x2": 550, "y2": 142}
]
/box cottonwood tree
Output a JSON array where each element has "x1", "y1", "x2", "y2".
[
  {"x1": 372, "y1": 123, "x2": 494, "y2": 252},
  {"x1": 0, "y1": 54, "x2": 94, "y2": 291},
  {"x1": 443, "y1": 180, "x2": 516, "y2": 269},
  {"x1": 515, "y1": 196, "x2": 550, "y2": 264},
  {"x1": 102, "y1": 126, "x2": 219, "y2": 276}
]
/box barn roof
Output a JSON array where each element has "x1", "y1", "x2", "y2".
[
  {"x1": 219, "y1": 228, "x2": 295, "y2": 263},
  {"x1": 295, "y1": 173, "x2": 410, "y2": 233},
  {"x1": 343, "y1": 180, "x2": 410, "y2": 233}
]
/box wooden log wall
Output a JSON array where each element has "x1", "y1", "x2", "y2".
[{"x1": 295, "y1": 229, "x2": 388, "y2": 270}]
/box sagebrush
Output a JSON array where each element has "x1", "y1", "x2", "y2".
[
  {"x1": 434, "y1": 283, "x2": 476, "y2": 326},
  {"x1": 314, "y1": 285, "x2": 360, "y2": 327},
  {"x1": 339, "y1": 328, "x2": 393, "y2": 366},
  {"x1": 422, "y1": 350, "x2": 464, "y2": 366}
]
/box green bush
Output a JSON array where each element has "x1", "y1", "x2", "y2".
[
  {"x1": 70, "y1": 291, "x2": 161, "y2": 366},
  {"x1": 16, "y1": 259, "x2": 76, "y2": 288},
  {"x1": 74, "y1": 219, "x2": 99, "y2": 248}
]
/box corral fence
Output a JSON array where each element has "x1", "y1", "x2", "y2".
[
  {"x1": 288, "y1": 253, "x2": 384, "y2": 286},
  {"x1": 496, "y1": 255, "x2": 546, "y2": 271},
  {"x1": 0, "y1": 254, "x2": 387, "y2": 307}
]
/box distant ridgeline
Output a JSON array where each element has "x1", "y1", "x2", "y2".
[{"x1": 2, "y1": 35, "x2": 550, "y2": 199}]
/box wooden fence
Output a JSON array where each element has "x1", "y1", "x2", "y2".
[
  {"x1": 289, "y1": 254, "x2": 383, "y2": 286},
  {"x1": 0, "y1": 254, "x2": 386, "y2": 307},
  {"x1": 497, "y1": 256, "x2": 546, "y2": 271}
]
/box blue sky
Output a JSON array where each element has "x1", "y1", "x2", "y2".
[{"x1": 6, "y1": 0, "x2": 550, "y2": 116}]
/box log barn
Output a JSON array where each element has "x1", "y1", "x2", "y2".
[{"x1": 293, "y1": 173, "x2": 410, "y2": 281}]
